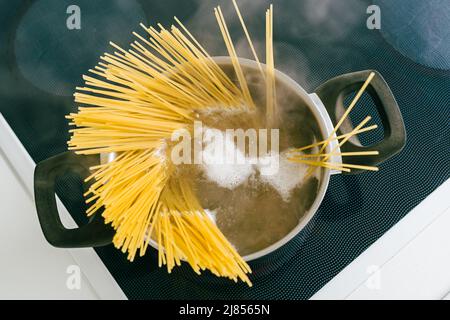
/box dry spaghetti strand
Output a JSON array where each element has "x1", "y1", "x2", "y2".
[
  {"x1": 290, "y1": 72, "x2": 379, "y2": 174},
  {"x1": 265, "y1": 4, "x2": 277, "y2": 128},
  {"x1": 215, "y1": 6, "x2": 255, "y2": 109},
  {"x1": 232, "y1": 0, "x2": 264, "y2": 77}
]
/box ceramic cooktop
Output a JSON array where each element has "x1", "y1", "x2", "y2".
[{"x1": 0, "y1": 0, "x2": 449, "y2": 299}]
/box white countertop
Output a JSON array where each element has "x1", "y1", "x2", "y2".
[
  {"x1": 312, "y1": 179, "x2": 450, "y2": 299},
  {"x1": 0, "y1": 114, "x2": 126, "y2": 300}
]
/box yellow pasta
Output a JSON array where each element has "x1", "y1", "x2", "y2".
[
  {"x1": 215, "y1": 6, "x2": 255, "y2": 109},
  {"x1": 289, "y1": 72, "x2": 380, "y2": 173},
  {"x1": 232, "y1": 0, "x2": 264, "y2": 77},
  {"x1": 265, "y1": 4, "x2": 277, "y2": 128}
]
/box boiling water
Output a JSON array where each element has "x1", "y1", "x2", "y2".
[{"x1": 176, "y1": 63, "x2": 325, "y2": 256}]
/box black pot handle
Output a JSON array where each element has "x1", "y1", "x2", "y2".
[
  {"x1": 315, "y1": 70, "x2": 406, "y2": 174},
  {"x1": 34, "y1": 151, "x2": 114, "y2": 248}
]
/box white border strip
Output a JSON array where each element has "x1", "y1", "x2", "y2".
[{"x1": 0, "y1": 114, "x2": 126, "y2": 300}]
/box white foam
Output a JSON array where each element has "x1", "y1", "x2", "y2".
[
  {"x1": 258, "y1": 151, "x2": 309, "y2": 201},
  {"x1": 204, "y1": 209, "x2": 217, "y2": 224},
  {"x1": 200, "y1": 128, "x2": 254, "y2": 189},
  {"x1": 197, "y1": 128, "x2": 315, "y2": 201}
]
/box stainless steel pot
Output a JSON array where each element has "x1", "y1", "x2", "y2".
[{"x1": 34, "y1": 57, "x2": 406, "y2": 264}]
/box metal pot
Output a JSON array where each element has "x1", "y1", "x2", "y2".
[{"x1": 34, "y1": 57, "x2": 406, "y2": 267}]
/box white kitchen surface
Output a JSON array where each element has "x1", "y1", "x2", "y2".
[
  {"x1": 312, "y1": 179, "x2": 450, "y2": 300},
  {"x1": 0, "y1": 112, "x2": 449, "y2": 299},
  {"x1": 0, "y1": 151, "x2": 96, "y2": 299},
  {"x1": 0, "y1": 114, "x2": 126, "y2": 300}
]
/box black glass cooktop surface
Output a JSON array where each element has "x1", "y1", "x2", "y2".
[{"x1": 0, "y1": 0, "x2": 449, "y2": 299}]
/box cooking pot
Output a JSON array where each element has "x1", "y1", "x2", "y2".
[{"x1": 34, "y1": 57, "x2": 406, "y2": 269}]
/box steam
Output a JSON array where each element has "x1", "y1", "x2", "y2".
[{"x1": 183, "y1": 0, "x2": 366, "y2": 91}]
